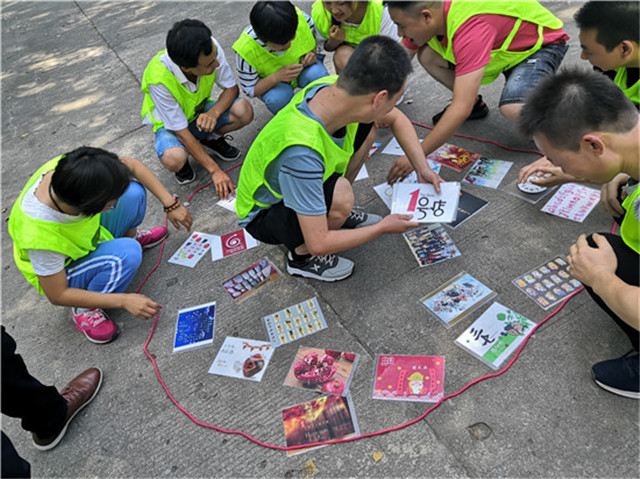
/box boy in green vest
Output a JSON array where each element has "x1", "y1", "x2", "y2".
[
  {"x1": 141, "y1": 19, "x2": 253, "y2": 198},
  {"x1": 519, "y1": 1, "x2": 639, "y2": 188},
  {"x1": 383, "y1": 1, "x2": 568, "y2": 184},
  {"x1": 8, "y1": 147, "x2": 193, "y2": 344},
  {"x1": 234, "y1": 1, "x2": 329, "y2": 115},
  {"x1": 519, "y1": 69, "x2": 640, "y2": 399},
  {"x1": 236, "y1": 36, "x2": 442, "y2": 282}
]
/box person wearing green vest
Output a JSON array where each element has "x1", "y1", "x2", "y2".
[
  {"x1": 236, "y1": 36, "x2": 442, "y2": 282},
  {"x1": 519, "y1": 1, "x2": 639, "y2": 188},
  {"x1": 312, "y1": 1, "x2": 399, "y2": 73},
  {"x1": 383, "y1": 1, "x2": 569, "y2": 185},
  {"x1": 234, "y1": 1, "x2": 329, "y2": 115},
  {"x1": 141, "y1": 19, "x2": 253, "y2": 196},
  {"x1": 519, "y1": 69, "x2": 640, "y2": 399},
  {"x1": 8, "y1": 147, "x2": 193, "y2": 345}
]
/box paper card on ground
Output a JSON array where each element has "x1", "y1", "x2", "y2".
[
  {"x1": 216, "y1": 194, "x2": 236, "y2": 212},
  {"x1": 263, "y1": 297, "x2": 327, "y2": 347},
  {"x1": 354, "y1": 164, "x2": 369, "y2": 182},
  {"x1": 283, "y1": 346, "x2": 358, "y2": 396},
  {"x1": 541, "y1": 183, "x2": 601, "y2": 222},
  {"x1": 208, "y1": 337, "x2": 274, "y2": 382},
  {"x1": 420, "y1": 272, "x2": 496, "y2": 328},
  {"x1": 503, "y1": 178, "x2": 557, "y2": 204},
  {"x1": 222, "y1": 257, "x2": 281, "y2": 303},
  {"x1": 455, "y1": 302, "x2": 536, "y2": 370},
  {"x1": 449, "y1": 191, "x2": 489, "y2": 228},
  {"x1": 463, "y1": 157, "x2": 512, "y2": 189},
  {"x1": 382, "y1": 137, "x2": 405, "y2": 155},
  {"x1": 512, "y1": 256, "x2": 581, "y2": 310},
  {"x1": 373, "y1": 162, "x2": 443, "y2": 210},
  {"x1": 210, "y1": 229, "x2": 259, "y2": 262},
  {"x1": 368, "y1": 141, "x2": 381, "y2": 157},
  {"x1": 372, "y1": 355, "x2": 445, "y2": 403},
  {"x1": 172, "y1": 301, "x2": 216, "y2": 353},
  {"x1": 282, "y1": 394, "x2": 359, "y2": 456},
  {"x1": 168, "y1": 232, "x2": 217, "y2": 268},
  {"x1": 391, "y1": 182, "x2": 461, "y2": 223},
  {"x1": 426, "y1": 143, "x2": 481, "y2": 172},
  {"x1": 403, "y1": 223, "x2": 460, "y2": 267}
]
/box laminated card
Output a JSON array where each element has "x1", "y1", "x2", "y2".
[
  {"x1": 512, "y1": 256, "x2": 581, "y2": 310},
  {"x1": 463, "y1": 157, "x2": 512, "y2": 189},
  {"x1": 208, "y1": 337, "x2": 274, "y2": 382},
  {"x1": 541, "y1": 183, "x2": 601, "y2": 222},
  {"x1": 391, "y1": 182, "x2": 461, "y2": 223},
  {"x1": 403, "y1": 223, "x2": 460, "y2": 267},
  {"x1": 372, "y1": 354, "x2": 444, "y2": 403},
  {"x1": 172, "y1": 301, "x2": 216, "y2": 353},
  {"x1": 222, "y1": 257, "x2": 281, "y2": 303},
  {"x1": 263, "y1": 297, "x2": 327, "y2": 346}
]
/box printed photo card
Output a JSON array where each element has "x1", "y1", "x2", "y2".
[
  {"x1": 208, "y1": 337, "x2": 274, "y2": 382},
  {"x1": 512, "y1": 256, "x2": 581, "y2": 310},
  {"x1": 263, "y1": 297, "x2": 328, "y2": 346},
  {"x1": 222, "y1": 257, "x2": 280, "y2": 303},
  {"x1": 172, "y1": 301, "x2": 216, "y2": 353},
  {"x1": 372, "y1": 354, "x2": 445, "y2": 403},
  {"x1": 403, "y1": 223, "x2": 461, "y2": 267}
]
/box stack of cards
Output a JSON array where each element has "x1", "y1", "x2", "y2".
[{"x1": 372, "y1": 355, "x2": 445, "y2": 402}]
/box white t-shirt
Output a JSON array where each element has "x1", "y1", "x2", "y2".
[
  {"x1": 22, "y1": 174, "x2": 84, "y2": 276},
  {"x1": 144, "y1": 37, "x2": 238, "y2": 132}
]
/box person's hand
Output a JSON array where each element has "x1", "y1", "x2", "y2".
[
  {"x1": 417, "y1": 167, "x2": 444, "y2": 193},
  {"x1": 517, "y1": 157, "x2": 576, "y2": 187},
  {"x1": 211, "y1": 170, "x2": 235, "y2": 200},
  {"x1": 300, "y1": 51, "x2": 317, "y2": 68},
  {"x1": 196, "y1": 110, "x2": 220, "y2": 133},
  {"x1": 568, "y1": 233, "x2": 617, "y2": 287},
  {"x1": 168, "y1": 205, "x2": 192, "y2": 231},
  {"x1": 275, "y1": 64, "x2": 303, "y2": 83},
  {"x1": 123, "y1": 293, "x2": 161, "y2": 320},
  {"x1": 329, "y1": 25, "x2": 346, "y2": 44},
  {"x1": 387, "y1": 155, "x2": 414, "y2": 185},
  {"x1": 600, "y1": 172, "x2": 630, "y2": 218},
  {"x1": 379, "y1": 213, "x2": 419, "y2": 234}
]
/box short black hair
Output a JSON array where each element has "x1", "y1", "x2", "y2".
[
  {"x1": 384, "y1": 1, "x2": 442, "y2": 15},
  {"x1": 337, "y1": 35, "x2": 412, "y2": 96},
  {"x1": 519, "y1": 68, "x2": 638, "y2": 151},
  {"x1": 166, "y1": 19, "x2": 213, "y2": 68},
  {"x1": 51, "y1": 147, "x2": 131, "y2": 216},
  {"x1": 574, "y1": 1, "x2": 639, "y2": 51},
  {"x1": 250, "y1": 1, "x2": 298, "y2": 45}
]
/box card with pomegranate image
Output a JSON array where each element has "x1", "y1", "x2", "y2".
[
  {"x1": 208, "y1": 337, "x2": 274, "y2": 382},
  {"x1": 263, "y1": 297, "x2": 327, "y2": 347},
  {"x1": 282, "y1": 394, "x2": 359, "y2": 456},
  {"x1": 283, "y1": 347, "x2": 359, "y2": 396},
  {"x1": 372, "y1": 355, "x2": 445, "y2": 403}
]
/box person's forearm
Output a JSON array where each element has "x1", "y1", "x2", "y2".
[
  {"x1": 254, "y1": 74, "x2": 281, "y2": 98},
  {"x1": 211, "y1": 85, "x2": 239, "y2": 117},
  {"x1": 323, "y1": 38, "x2": 341, "y2": 52},
  {"x1": 47, "y1": 287, "x2": 127, "y2": 310},
  {"x1": 591, "y1": 273, "x2": 640, "y2": 330},
  {"x1": 121, "y1": 157, "x2": 175, "y2": 207},
  {"x1": 303, "y1": 223, "x2": 388, "y2": 256}
]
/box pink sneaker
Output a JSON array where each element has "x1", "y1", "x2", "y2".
[
  {"x1": 72, "y1": 309, "x2": 119, "y2": 344},
  {"x1": 135, "y1": 227, "x2": 168, "y2": 250}
]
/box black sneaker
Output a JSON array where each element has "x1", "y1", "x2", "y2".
[
  {"x1": 201, "y1": 135, "x2": 241, "y2": 161},
  {"x1": 286, "y1": 252, "x2": 354, "y2": 282},
  {"x1": 342, "y1": 208, "x2": 382, "y2": 229},
  {"x1": 175, "y1": 161, "x2": 196, "y2": 185},
  {"x1": 592, "y1": 350, "x2": 639, "y2": 399},
  {"x1": 432, "y1": 95, "x2": 488, "y2": 125}
]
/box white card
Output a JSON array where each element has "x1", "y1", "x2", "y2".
[
  {"x1": 391, "y1": 182, "x2": 461, "y2": 223},
  {"x1": 541, "y1": 183, "x2": 601, "y2": 222},
  {"x1": 354, "y1": 164, "x2": 369, "y2": 182},
  {"x1": 209, "y1": 229, "x2": 259, "y2": 262},
  {"x1": 216, "y1": 194, "x2": 236, "y2": 212},
  {"x1": 208, "y1": 337, "x2": 275, "y2": 382},
  {"x1": 168, "y1": 232, "x2": 218, "y2": 268},
  {"x1": 382, "y1": 137, "x2": 406, "y2": 156}
]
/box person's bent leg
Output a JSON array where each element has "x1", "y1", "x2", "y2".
[
  {"x1": 155, "y1": 127, "x2": 190, "y2": 172},
  {"x1": 345, "y1": 122, "x2": 377, "y2": 183},
  {"x1": 100, "y1": 181, "x2": 146, "y2": 239},
  {"x1": 260, "y1": 83, "x2": 295, "y2": 115},
  {"x1": 333, "y1": 45, "x2": 355, "y2": 74},
  {"x1": 327, "y1": 177, "x2": 354, "y2": 230},
  {"x1": 418, "y1": 45, "x2": 455, "y2": 91},
  {"x1": 213, "y1": 98, "x2": 254, "y2": 135},
  {"x1": 298, "y1": 59, "x2": 330, "y2": 88}
]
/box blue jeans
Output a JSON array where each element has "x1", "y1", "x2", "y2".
[
  {"x1": 260, "y1": 59, "x2": 329, "y2": 114},
  {"x1": 499, "y1": 42, "x2": 569, "y2": 106},
  {"x1": 65, "y1": 182, "x2": 146, "y2": 294},
  {"x1": 154, "y1": 99, "x2": 237, "y2": 159}
]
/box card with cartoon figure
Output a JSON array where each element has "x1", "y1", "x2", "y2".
[
  {"x1": 420, "y1": 272, "x2": 496, "y2": 328},
  {"x1": 283, "y1": 346, "x2": 359, "y2": 396},
  {"x1": 391, "y1": 182, "x2": 461, "y2": 223},
  {"x1": 426, "y1": 143, "x2": 481, "y2": 172},
  {"x1": 455, "y1": 302, "x2": 536, "y2": 370},
  {"x1": 463, "y1": 157, "x2": 512, "y2": 189},
  {"x1": 263, "y1": 297, "x2": 328, "y2": 347},
  {"x1": 372, "y1": 355, "x2": 444, "y2": 403},
  {"x1": 172, "y1": 301, "x2": 216, "y2": 353},
  {"x1": 403, "y1": 223, "x2": 461, "y2": 267},
  {"x1": 222, "y1": 257, "x2": 281, "y2": 303},
  {"x1": 208, "y1": 337, "x2": 274, "y2": 382},
  {"x1": 512, "y1": 256, "x2": 581, "y2": 310}
]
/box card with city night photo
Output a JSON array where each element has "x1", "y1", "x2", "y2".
[
  {"x1": 372, "y1": 354, "x2": 445, "y2": 403},
  {"x1": 512, "y1": 256, "x2": 581, "y2": 310},
  {"x1": 172, "y1": 301, "x2": 216, "y2": 353},
  {"x1": 222, "y1": 257, "x2": 281, "y2": 303},
  {"x1": 283, "y1": 347, "x2": 359, "y2": 396}
]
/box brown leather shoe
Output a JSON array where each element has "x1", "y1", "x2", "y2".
[{"x1": 32, "y1": 367, "x2": 103, "y2": 451}]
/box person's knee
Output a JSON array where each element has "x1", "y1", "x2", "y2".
[
  {"x1": 329, "y1": 177, "x2": 354, "y2": 225},
  {"x1": 262, "y1": 85, "x2": 293, "y2": 114},
  {"x1": 333, "y1": 46, "x2": 353, "y2": 73},
  {"x1": 499, "y1": 102, "x2": 522, "y2": 122},
  {"x1": 160, "y1": 148, "x2": 189, "y2": 172},
  {"x1": 229, "y1": 99, "x2": 254, "y2": 127},
  {"x1": 119, "y1": 238, "x2": 143, "y2": 270}
]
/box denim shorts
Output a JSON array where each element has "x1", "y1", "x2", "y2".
[
  {"x1": 154, "y1": 98, "x2": 238, "y2": 159},
  {"x1": 499, "y1": 42, "x2": 568, "y2": 106}
]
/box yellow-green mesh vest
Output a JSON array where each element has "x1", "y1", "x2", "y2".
[
  {"x1": 427, "y1": 1, "x2": 563, "y2": 85},
  {"x1": 621, "y1": 183, "x2": 640, "y2": 253},
  {"x1": 614, "y1": 67, "x2": 640, "y2": 106},
  {"x1": 312, "y1": 0, "x2": 383, "y2": 46},
  {"x1": 232, "y1": 7, "x2": 316, "y2": 89},
  {"x1": 8, "y1": 157, "x2": 114, "y2": 295},
  {"x1": 235, "y1": 75, "x2": 357, "y2": 219},
  {"x1": 141, "y1": 50, "x2": 216, "y2": 132}
]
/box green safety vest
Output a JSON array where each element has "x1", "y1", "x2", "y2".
[
  {"x1": 427, "y1": 1, "x2": 563, "y2": 85},
  {"x1": 232, "y1": 7, "x2": 316, "y2": 89},
  {"x1": 614, "y1": 67, "x2": 640, "y2": 106},
  {"x1": 141, "y1": 50, "x2": 216, "y2": 132},
  {"x1": 235, "y1": 75, "x2": 357, "y2": 219},
  {"x1": 312, "y1": 0, "x2": 383, "y2": 46},
  {"x1": 8, "y1": 157, "x2": 114, "y2": 294},
  {"x1": 621, "y1": 183, "x2": 640, "y2": 253}
]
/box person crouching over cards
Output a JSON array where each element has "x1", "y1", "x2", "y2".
[
  {"x1": 236, "y1": 36, "x2": 442, "y2": 282},
  {"x1": 8, "y1": 147, "x2": 193, "y2": 344},
  {"x1": 519, "y1": 68, "x2": 639, "y2": 399}
]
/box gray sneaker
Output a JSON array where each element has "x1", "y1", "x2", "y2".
[
  {"x1": 342, "y1": 208, "x2": 382, "y2": 229},
  {"x1": 286, "y1": 252, "x2": 354, "y2": 282}
]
